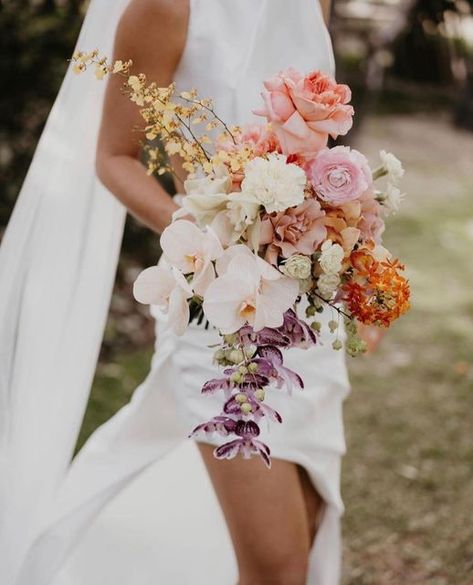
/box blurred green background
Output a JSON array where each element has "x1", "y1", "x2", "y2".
[{"x1": 1, "y1": 1, "x2": 472, "y2": 583}]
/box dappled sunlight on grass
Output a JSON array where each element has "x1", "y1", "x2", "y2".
[{"x1": 342, "y1": 114, "x2": 473, "y2": 584}]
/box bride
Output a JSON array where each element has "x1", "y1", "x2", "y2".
[{"x1": 0, "y1": 1, "x2": 350, "y2": 584}]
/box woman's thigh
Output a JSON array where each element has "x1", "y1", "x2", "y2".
[{"x1": 197, "y1": 443, "x2": 320, "y2": 583}]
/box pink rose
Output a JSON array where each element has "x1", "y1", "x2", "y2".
[
  {"x1": 260, "y1": 199, "x2": 327, "y2": 265},
  {"x1": 308, "y1": 146, "x2": 372, "y2": 206},
  {"x1": 255, "y1": 68, "x2": 354, "y2": 155}
]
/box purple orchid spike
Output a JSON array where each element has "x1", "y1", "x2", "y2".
[
  {"x1": 238, "y1": 325, "x2": 291, "y2": 348},
  {"x1": 190, "y1": 416, "x2": 237, "y2": 438},
  {"x1": 201, "y1": 377, "x2": 233, "y2": 395},
  {"x1": 278, "y1": 309, "x2": 317, "y2": 349},
  {"x1": 256, "y1": 346, "x2": 304, "y2": 393},
  {"x1": 214, "y1": 420, "x2": 272, "y2": 468}
]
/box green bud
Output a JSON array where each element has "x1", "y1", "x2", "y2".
[
  {"x1": 214, "y1": 349, "x2": 226, "y2": 362},
  {"x1": 224, "y1": 334, "x2": 237, "y2": 345},
  {"x1": 254, "y1": 389, "x2": 265, "y2": 401},
  {"x1": 332, "y1": 339, "x2": 343, "y2": 351},
  {"x1": 240, "y1": 402, "x2": 253, "y2": 414},
  {"x1": 230, "y1": 371, "x2": 242, "y2": 384},
  {"x1": 238, "y1": 365, "x2": 248, "y2": 376},
  {"x1": 328, "y1": 320, "x2": 338, "y2": 333},
  {"x1": 248, "y1": 362, "x2": 258, "y2": 374},
  {"x1": 228, "y1": 349, "x2": 245, "y2": 364},
  {"x1": 243, "y1": 344, "x2": 257, "y2": 359},
  {"x1": 235, "y1": 393, "x2": 247, "y2": 404},
  {"x1": 306, "y1": 305, "x2": 317, "y2": 318},
  {"x1": 311, "y1": 321, "x2": 322, "y2": 333}
]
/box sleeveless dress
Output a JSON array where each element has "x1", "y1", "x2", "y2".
[{"x1": 20, "y1": 2, "x2": 350, "y2": 585}]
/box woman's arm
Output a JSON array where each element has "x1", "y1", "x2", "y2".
[
  {"x1": 96, "y1": 0, "x2": 189, "y2": 234},
  {"x1": 319, "y1": 0, "x2": 332, "y2": 26}
]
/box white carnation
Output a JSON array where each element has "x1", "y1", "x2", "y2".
[
  {"x1": 319, "y1": 240, "x2": 344, "y2": 275},
  {"x1": 317, "y1": 273, "x2": 341, "y2": 299},
  {"x1": 382, "y1": 183, "x2": 405, "y2": 215},
  {"x1": 379, "y1": 150, "x2": 404, "y2": 184},
  {"x1": 240, "y1": 154, "x2": 306, "y2": 214}
]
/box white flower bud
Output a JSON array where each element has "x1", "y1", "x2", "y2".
[
  {"x1": 379, "y1": 150, "x2": 404, "y2": 183},
  {"x1": 381, "y1": 183, "x2": 405, "y2": 215}
]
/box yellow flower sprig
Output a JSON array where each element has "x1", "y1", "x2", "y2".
[{"x1": 71, "y1": 50, "x2": 254, "y2": 178}]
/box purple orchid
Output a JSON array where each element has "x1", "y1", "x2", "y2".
[
  {"x1": 255, "y1": 346, "x2": 304, "y2": 393},
  {"x1": 278, "y1": 309, "x2": 317, "y2": 349},
  {"x1": 214, "y1": 421, "x2": 272, "y2": 468},
  {"x1": 192, "y1": 310, "x2": 314, "y2": 466},
  {"x1": 190, "y1": 415, "x2": 237, "y2": 438}
]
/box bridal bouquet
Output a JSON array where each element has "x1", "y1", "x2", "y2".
[{"x1": 74, "y1": 52, "x2": 410, "y2": 467}]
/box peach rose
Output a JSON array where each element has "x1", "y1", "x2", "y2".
[
  {"x1": 255, "y1": 68, "x2": 354, "y2": 156},
  {"x1": 260, "y1": 199, "x2": 327, "y2": 265}
]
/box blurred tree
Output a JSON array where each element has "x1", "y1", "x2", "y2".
[
  {"x1": 0, "y1": 0, "x2": 161, "y2": 263},
  {"x1": 0, "y1": 0, "x2": 85, "y2": 230}
]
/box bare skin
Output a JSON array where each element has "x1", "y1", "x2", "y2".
[{"x1": 97, "y1": 1, "x2": 332, "y2": 582}]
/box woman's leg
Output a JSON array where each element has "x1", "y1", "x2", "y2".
[{"x1": 197, "y1": 443, "x2": 323, "y2": 585}]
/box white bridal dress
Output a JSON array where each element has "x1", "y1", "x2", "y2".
[{"x1": 0, "y1": 1, "x2": 350, "y2": 584}]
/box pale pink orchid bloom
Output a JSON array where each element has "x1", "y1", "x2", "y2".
[
  {"x1": 133, "y1": 265, "x2": 193, "y2": 336},
  {"x1": 204, "y1": 247, "x2": 299, "y2": 334},
  {"x1": 160, "y1": 219, "x2": 224, "y2": 296}
]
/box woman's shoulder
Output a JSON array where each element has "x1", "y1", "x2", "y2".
[
  {"x1": 120, "y1": 0, "x2": 188, "y2": 25},
  {"x1": 115, "y1": 0, "x2": 190, "y2": 76}
]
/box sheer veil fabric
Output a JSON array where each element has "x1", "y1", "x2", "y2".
[
  {"x1": 0, "y1": 1, "x2": 130, "y2": 582},
  {"x1": 0, "y1": 1, "x2": 347, "y2": 584}
]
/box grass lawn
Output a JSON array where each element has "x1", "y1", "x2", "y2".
[{"x1": 79, "y1": 114, "x2": 473, "y2": 584}]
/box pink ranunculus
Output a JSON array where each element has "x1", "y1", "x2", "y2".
[
  {"x1": 308, "y1": 146, "x2": 372, "y2": 207},
  {"x1": 255, "y1": 68, "x2": 354, "y2": 156},
  {"x1": 259, "y1": 199, "x2": 327, "y2": 265}
]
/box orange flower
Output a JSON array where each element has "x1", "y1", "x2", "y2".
[{"x1": 344, "y1": 246, "x2": 410, "y2": 327}]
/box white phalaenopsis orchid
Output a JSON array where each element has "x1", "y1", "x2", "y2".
[
  {"x1": 203, "y1": 246, "x2": 299, "y2": 334},
  {"x1": 133, "y1": 265, "x2": 193, "y2": 336},
  {"x1": 160, "y1": 219, "x2": 224, "y2": 296}
]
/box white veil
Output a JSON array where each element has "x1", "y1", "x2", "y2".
[{"x1": 0, "y1": 1, "x2": 131, "y2": 582}]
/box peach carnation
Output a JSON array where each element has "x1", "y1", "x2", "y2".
[{"x1": 260, "y1": 199, "x2": 327, "y2": 265}]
